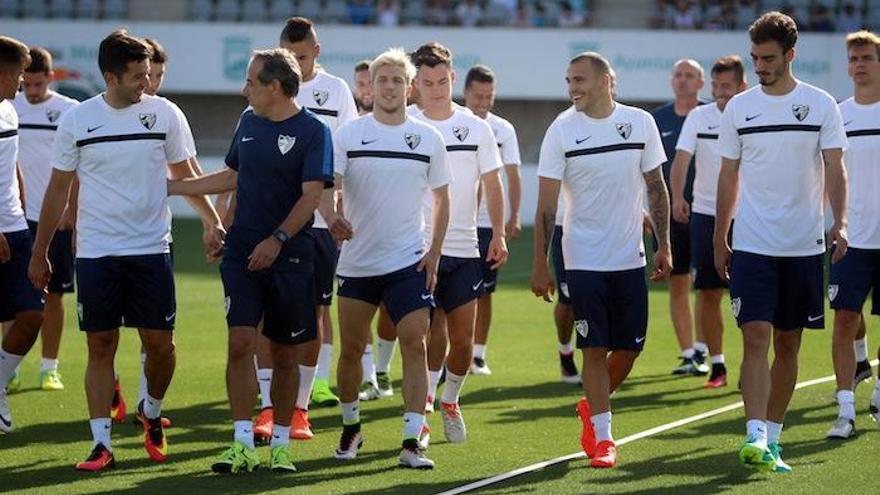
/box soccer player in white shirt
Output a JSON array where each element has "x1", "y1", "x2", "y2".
[
  {"x1": 12, "y1": 47, "x2": 77, "y2": 393},
  {"x1": 827, "y1": 30, "x2": 880, "y2": 439},
  {"x1": 0, "y1": 36, "x2": 45, "y2": 436},
  {"x1": 28, "y1": 30, "x2": 224, "y2": 472},
  {"x1": 463, "y1": 64, "x2": 522, "y2": 377},
  {"x1": 532, "y1": 52, "x2": 672, "y2": 469},
  {"x1": 714, "y1": 12, "x2": 848, "y2": 472},
  {"x1": 412, "y1": 42, "x2": 508, "y2": 442},
  {"x1": 327, "y1": 48, "x2": 451, "y2": 469},
  {"x1": 670, "y1": 55, "x2": 749, "y2": 389}
]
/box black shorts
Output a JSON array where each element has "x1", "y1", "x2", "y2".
[
  {"x1": 0, "y1": 229, "x2": 44, "y2": 321},
  {"x1": 311, "y1": 227, "x2": 338, "y2": 306},
  {"x1": 221, "y1": 234, "x2": 317, "y2": 345},
  {"x1": 567, "y1": 267, "x2": 648, "y2": 352},
  {"x1": 477, "y1": 227, "x2": 498, "y2": 294},
  {"x1": 435, "y1": 256, "x2": 484, "y2": 312},
  {"x1": 729, "y1": 251, "x2": 825, "y2": 330},
  {"x1": 550, "y1": 225, "x2": 571, "y2": 305},
  {"x1": 76, "y1": 253, "x2": 175, "y2": 332},
  {"x1": 689, "y1": 213, "x2": 727, "y2": 290},
  {"x1": 829, "y1": 247, "x2": 880, "y2": 315},
  {"x1": 27, "y1": 220, "x2": 75, "y2": 294},
  {"x1": 654, "y1": 220, "x2": 691, "y2": 276},
  {"x1": 337, "y1": 262, "x2": 434, "y2": 324}
]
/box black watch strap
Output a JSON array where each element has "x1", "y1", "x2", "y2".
[{"x1": 272, "y1": 229, "x2": 290, "y2": 243}]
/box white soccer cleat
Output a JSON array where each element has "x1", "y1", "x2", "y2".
[
  {"x1": 0, "y1": 389, "x2": 12, "y2": 433},
  {"x1": 334, "y1": 426, "x2": 363, "y2": 460},
  {"x1": 470, "y1": 358, "x2": 492, "y2": 376},
  {"x1": 359, "y1": 382, "x2": 381, "y2": 401},
  {"x1": 826, "y1": 417, "x2": 856, "y2": 439},
  {"x1": 399, "y1": 440, "x2": 435, "y2": 469},
  {"x1": 418, "y1": 423, "x2": 431, "y2": 450},
  {"x1": 440, "y1": 402, "x2": 467, "y2": 443}
]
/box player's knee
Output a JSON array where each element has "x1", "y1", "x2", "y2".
[
  {"x1": 773, "y1": 332, "x2": 801, "y2": 359},
  {"x1": 834, "y1": 310, "x2": 861, "y2": 331},
  {"x1": 741, "y1": 329, "x2": 770, "y2": 354},
  {"x1": 15, "y1": 310, "x2": 43, "y2": 334},
  {"x1": 227, "y1": 331, "x2": 256, "y2": 361},
  {"x1": 143, "y1": 338, "x2": 175, "y2": 360}
]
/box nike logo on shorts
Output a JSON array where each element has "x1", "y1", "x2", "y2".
[
  {"x1": 420, "y1": 293, "x2": 433, "y2": 301},
  {"x1": 165, "y1": 312, "x2": 176, "y2": 322},
  {"x1": 807, "y1": 314, "x2": 823, "y2": 322},
  {"x1": 322, "y1": 291, "x2": 333, "y2": 300},
  {"x1": 242, "y1": 136, "x2": 255, "y2": 142},
  {"x1": 635, "y1": 336, "x2": 646, "y2": 344},
  {"x1": 472, "y1": 281, "x2": 483, "y2": 291},
  {"x1": 662, "y1": 131, "x2": 673, "y2": 137},
  {"x1": 291, "y1": 328, "x2": 307, "y2": 338}
]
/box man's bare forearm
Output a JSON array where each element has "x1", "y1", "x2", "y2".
[{"x1": 644, "y1": 167, "x2": 671, "y2": 250}]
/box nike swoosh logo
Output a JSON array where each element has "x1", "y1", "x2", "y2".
[
  {"x1": 635, "y1": 336, "x2": 646, "y2": 344},
  {"x1": 420, "y1": 293, "x2": 433, "y2": 301},
  {"x1": 322, "y1": 291, "x2": 333, "y2": 299},
  {"x1": 242, "y1": 137, "x2": 255, "y2": 142},
  {"x1": 483, "y1": 281, "x2": 496, "y2": 288},
  {"x1": 708, "y1": 125, "x2": 720, "y2": 130},
  {"x1": 661, "y1": 131, "x2": 673, "y2": 137},
  {"x1": 361, "y1": 139, "x2": 378, "y2": 145},
  {"x1": 291, "y1": 328, "x2": 307, "y2": 338},
  {"x1": 807, "y1": 314, "x2": 823, "y2": 322},
  {"x1": 165, "y1": 312, "x2": 176, "y2": 322},
  {"x1": 843, "y1": 120, "x2": 853, "y2": 127},
  {"x1": 87, "y1": 125, "x2": 103, "y2": 133},
  {"x1": 745, "y1": 114, "x2": 761, "y2": 122},
  {"x1": 472, "y1": 281, "x2": 483, "y2": 291},
  {"x1": 61, "y1": 282, "x2": 74, "y2": 289},
  {"x1": 0, "y1": 414, "x2": 11, "y2": 428},
  {"x1": 575, "y1": 136, "x2": 591, "y2": 144}
]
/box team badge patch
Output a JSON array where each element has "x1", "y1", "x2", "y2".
[
  {"x1": 575, "y1": 319, "x2": 589, "y2": 339},
  {"x1": 313, "y1": 90, "x2": 329, "y2": 106},
  {"x1": 77, "y1": 302, "x2": 84, "y2": 322},
  {"x1": 277, "y1": 134, "x2": 296, "y2": 155},
  {"x1": 792, "y1": 104, "x2": 810, "y2": 122},
  {"x1": 616, "y1": 122, "x2": 632, "y2": 140},
  {"x1": 224, "y1": 296, "x2": 231, "y2": 316},
  {"x1": 828, "y1": 284, "x2": 839, "y2": 302},
  {"x1": 139, "y1": 113, "x2": 157, "y2": 130},
  {"x1": 560, "y1": 282, "x2": 570, "y2": 299},
  {"x1": 453, "y1": 126, "x2": 470, "y2": 142},
  {"x1": 731, "y1": 297, "x2": 742, "y2": 318},
  {"x1": 46, "y1": 109, "x2": 61, "y2": 123},
  {"x1": 405, "y1": 132, "x2": 421, "y2": 150}
]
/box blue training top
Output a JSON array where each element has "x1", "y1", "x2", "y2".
[{"x1": 651, "y1": 101, "x2": 703, "y2": 204}]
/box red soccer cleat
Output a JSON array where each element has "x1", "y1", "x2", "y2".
[
  {"x1": 576, "y1": 397, "x2": 597, "y2": 457},
  {"x1": 75, "y1": 444, "x2": 115, "y2": 472},
  {"x1": 590, "y1": 440, "x2": 617, "y2": 468},
  {"x1": 253, "y1": 407, "x2": 274, "y2": 444},
  {"x1": 110, "y1": 379, "x2": 126, "y2": 424},
  {"x1": 291, "y1": 408, "x2": 314, "y2": 440},
  {"x1": 704, "y1": 373, "x2": 728, "y2": 389}
]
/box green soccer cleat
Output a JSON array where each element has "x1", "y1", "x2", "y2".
[
  {"x1": 768, "y1": 442, "x2": 792, "y2": 473},
  {"x1": 738, "y1": 439, "x2": 775, "y2": 473},
  {"x1": 40, "y1": 370, "x2": 64, "y2": 391},
  {"x1": 6, "y1": 369, "x2": 20, "y2": 393},
  {"x1": 211, "y1": 441, "x2": 260, "y2": 474},
  {"x1": 310, "y1": 379, "x2": 340, "y2": 408},
  {"x1": 270, "y1": 446, "x2": 297, "y2": 473}
]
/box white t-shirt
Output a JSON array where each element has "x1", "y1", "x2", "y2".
[
  {"x1": 335, "y1": 114, "x2": 451, "y2": 277},
  {"x1": 477, "y1": 111, "x2": 521, "y2": 228},
  {"x1": 417, "y1": 107, "x2": 503, "y2": 258},
  {"x1": 676, "y1": 102, "x2": 723, "y2": 216},
  {"x1": 839, "y1": 97, "x2": 880, "y2": 249},
  {"x1": 719, "y1": 82, "x2": 847, "y2": 257},
  {"x1": 0, "y1": 99, "x2": 26, "y2": 233},
  {"x1": 296, "y1": 70, "x2": 358, "y2": 229},
  {"x1": 13, "y1": 90, "x2": 78, "y2": 222},
  {"x1": 51, "y1": 94, "x2": 194, "y2": 258},
  {"x1": 538, "y1": 103, "x2": 666, "y2": 271}
]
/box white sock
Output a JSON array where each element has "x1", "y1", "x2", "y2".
[
  {"x1": 767, "y1": 421, "x2": 783, "y2": 444},
  {"x1": 403, "y1": 412, "x2": 424, "y2": 440},
  {"x1": 855, "y1": 337, "x2": 869, "y2": 362},
  {"x1": 558, "y1": 342, "x2": 573, "y2": 354},
  {"x1": 711, "y1": 354, "x2": 725, "y2": 365},
  {"x1": 40, "y1": 358, "x2": 58, "y2": 373},
  {"x1": 361, "y1": 344, "x2": 377, "y2": 386},
  {"x1": 682, "y1": 348, "x2": 695, "y2": 359},
  {"x1": 837, "y1": 390, "x2": 856, "y2": 420},
  {"x1": 316, "y1": 344, "x2": 333, "y2": 380},
  {"x1": 138, "y1": 352, "x2": 148, "y2": 404},
  {"x1": 440, "y1": 369, "x2": 468, "y2": 404},
  {"x1": 270, "y1": 424, "x2": 291, "y2": 448},
  {"x1": 591, "y1": 412, "x2": 613, "y2": 442},
  {"x1": 143, "y1": 393, "x2": 162, "y2": 419},
  {"x1": 296, "y1": 365, "x2": 317, "y2": 410},
  {"x1": 341, "y1": 401, "x2": 360, "y2": 425},
  {"x1": 746, "y1": 419, "x2": 768, "y2": 446},
  {"x1": 473, "y1": 344, "x2": 486, "y2": 360},
  {"x1": 0, "y1": 349, "x2": 24, "y2": 386},
  {"x1": 376, "y1": 338, "x2": 396, "y2": 374},
  {"x1": 234, "y1": 420, "x2": 255, "y2": 449},
  {"x1": 257, "y1": 368, "x2": 273, "y2": 409},
  {"x1": 90, "y1": 417, "x2": 112, "y2": 450},
  {"x1": 694, "y1": 342, "x2": 709, "y2": 355},
  {"x1": 427, "y1": 370, "x2": 442, "y2": 400}
]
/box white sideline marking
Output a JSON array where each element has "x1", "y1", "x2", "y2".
[{"x1": 436, "y1": 359, "x2": 879, "y2": 495}]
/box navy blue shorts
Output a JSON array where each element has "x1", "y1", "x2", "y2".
[
  {"x1": 311, "y1": 227, "x2": 338, "y2": 306},
  {"x1": 76, "y1": 253, "x2": 175, "y2": 332},
  {"x1": 221, "y1": 234, "x2": 317, "y2": 345},
  {"x1": 27, "y1": 220, "x2": 75, "y2": 294},
  {"x1": 551, "y1": 225, "x2": 571, "y2": 305},
  {"x1": 729, "y1": 251, "x2": 825, "y2": 330},
  {"x1": 567, "y1": 267, "x2": 648, "y2": 351},
  {"x1": 435, "y1": 256, "x2": 484, "y2": 312},
  {"x1": 477, "y1": 227, "x2": 499, "y2": 294},
  {"x1": 689, "y1": 213, "x2": 727, "y2": 290},
  {"x1": 0, "y1": 229, "x2": 44, "y2": 321},
  {"x1": 654, "y1": 220, "x2": 690, "y2": 276},
  {"x1": 338, "y1": 262, "x2": 434, "y2": 324},
  {"x1": 829, "y1": 247, "x2": 880, "y2": 315}
]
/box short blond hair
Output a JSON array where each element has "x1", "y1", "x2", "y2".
[
  {"x1": 846, "y1": 30, "x2": 880, "y2": 57},
  {"x1": 370, "y1": 47, "x2": 416, "y2": 83}
]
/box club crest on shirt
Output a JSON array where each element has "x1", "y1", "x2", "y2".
[
  {"x1": 313, "y1": 90, "x2": 329, "y2": 107},
  {"x1": 792, "y1": 104, "x2": 810, "y2": 122},
  {"x1": 405, "y1": 132, "x2": 421, "y2": 150},
  {"x1": 139, "y1": 113, "x2": 157, "y2": 130},
  {"x1": 277, "y1": 134, "x2": 296, "y2": 155},
  {"x1": 453, "y1": 126, "x2": 469, "y2": 142},
  {"x1": 828, "y1": 284, "x2": 839, "y2": 302},
  {"x1": 46, "y1": 109, "x2": 61, "y2": 123},
  {"x1": 616, "y1": 122, "x2": 632, "y2": 140}
]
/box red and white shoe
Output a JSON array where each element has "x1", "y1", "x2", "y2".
[
  {"x1": 590, "y1": 440, "x2": 617, "y2": 468},
  {"x1": 575, "y1": 397, "x2": 596, "y2": 457},
  {"x1": 291, "y1": 408, "x2": 314, "y2": 440},
  {"x1": 75, "y1": 444, "x2": 115, "y2": 472},
  {"x1": 253, "y1": 407, "x2": 273, "y2": 444},
  {"x1": 440, "y1": 402, "x2": 466, "y2": 443}
]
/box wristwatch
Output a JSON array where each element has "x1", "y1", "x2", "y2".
[{"x1": 272, "y1": 229, "x2": 290, "y2": 244}]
